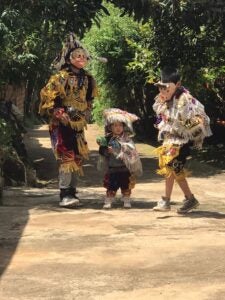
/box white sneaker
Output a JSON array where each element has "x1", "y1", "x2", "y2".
[
  {"x1": 103, "y1": 197, "x2": 113, "y2": 209},
  {"x1": 153, "y1": 197, "x2": 171, "y2": 211},
  {"x1": 123, "y1": 197, "x2": 131, "y2": 209},
  {"x1": 59, "y1": 196, "x2": 79, "y2": 208}
]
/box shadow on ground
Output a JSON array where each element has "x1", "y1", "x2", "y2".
[
  {"x1": 0, "y1": 124, "x2": 224, "y2": 284},
  {"x1": 156, "y1": 210, "x2": 225, "y2": 220},
  {"x1": 0, "y1": 206, "x2": 29, "y2": 277}
]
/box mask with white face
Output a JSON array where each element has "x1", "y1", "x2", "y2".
[{"x1": 158, "y1": 82, "x2": 180, "y2": 101}]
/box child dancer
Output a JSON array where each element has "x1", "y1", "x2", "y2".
[
  {"x1": 152, "y1": 66, "x2": 212, "y2": 213},
  {"x1": 40, "y1": 33, "x2": 97, "y2": 207},
  {"x1": 97, "y1": 108, "x2": 142, "y2": 209}
]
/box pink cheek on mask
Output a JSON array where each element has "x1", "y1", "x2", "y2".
[
  {"x1": 160, "y1": 92, "x2": 167, "y2": 100},
  {"x1": 160, "y1": 89, "x2": 173, "y2": 101}
]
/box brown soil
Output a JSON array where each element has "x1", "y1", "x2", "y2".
[{"x1": 0, "y1": 124, "x2": 225, "y2": 300}]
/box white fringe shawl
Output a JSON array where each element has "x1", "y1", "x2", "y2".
[
  {"x1": 153, "y1": 91, "x2": 212, "y2": 149},
  {"x1": 116, "y1": 137, "x2": 143, "y2": 177}
]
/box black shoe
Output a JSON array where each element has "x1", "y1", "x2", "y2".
[
  {"x1": 60, "y1": 188, "x2": 78, "y2": 200},
  {"x1": 177, "y1": 196, "x2": 199, "y2": 214}
]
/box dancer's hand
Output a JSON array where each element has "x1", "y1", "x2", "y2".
[{"x1": 60, "y1": 112, "x2": 70, "y2": 125}]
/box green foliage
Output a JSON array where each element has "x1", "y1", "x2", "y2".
[
  {"x1": 83, "y1": 2, "x2": 140, "y2": 123},
  {"x1": 0, "y1": 0, "x2": 225, "y2": 139},
  {"x1": 0, "y1": 118, "x2": 13, "y2": 147},
  {"x1": 107, "y1": 0, "x2": 225, "y2": 124},
  {"x1": 0, "y1": 1, "x2": 109, "y2": 112},
  {"x1": 91, "y1": 88, "x2": 115, "y2": 125}
]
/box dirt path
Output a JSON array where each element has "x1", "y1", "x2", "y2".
[{"x1": 0, "y1": 124, "x2": 225, "y2": 300}]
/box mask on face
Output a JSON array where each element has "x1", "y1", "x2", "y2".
[
  {"x1": 70, "y1": 48, "x2": 88, "y2": 69},
  {"x1": 158, "y1": 82, "x2": 178, "y2": 101}
]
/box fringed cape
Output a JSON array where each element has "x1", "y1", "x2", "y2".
[
  {"x1": 39, "y1": 68, "x2": 97, "y2": 174},
  {"x1": 153, "y1": 87, "x2": 212, "y2": 180}
]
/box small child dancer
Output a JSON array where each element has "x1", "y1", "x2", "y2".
[
  {"x1": 97, "y1": 108, "x2": 142, "y2": 209},
  {"x1": 152, "y1": 66, "x2": 212, "y2": 213}
]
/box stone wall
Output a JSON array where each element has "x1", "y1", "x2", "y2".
[{"x1": 0, "y1": 83, "x2": 26, "y2": 114}]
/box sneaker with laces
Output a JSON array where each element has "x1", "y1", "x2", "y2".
[
  {"x1": 153, "y1": 197, "x2": 171, "y2": 211},
  {"x1": 177, "y1": 195, "x2": 199, "y2": 214},
  {"x1": 122, "y1": 197, "x2": 131, "y2": 209},
  {"x1": 59, "y1": 196, "x2": 79, "y2": 208},
  {"x1": 103, "y1": 197, "x2": 113, "y2": 209}
]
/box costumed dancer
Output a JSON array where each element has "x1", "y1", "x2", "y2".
[
  {"x1": 152, "y1": 66, "x2": 212, "y2": 213},
  {"x1": 39, "y1": 33, "x2": 97, "y2": 208},
  {"x1": 96, "y1": 108, "x2": 143, "y2": 209}
]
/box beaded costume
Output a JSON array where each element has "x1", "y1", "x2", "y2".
[
  {"x1": 40, "y1": 67, "x2": 97, "y2": 174},
  {"x1": 97, "y1": 108, "x2": 142, "y2": 203},
  {"x1": 153, "y1": 86, "x2": 212, "y2": 180},
  {"x1": 39, "y1": 33, "x2": 98, "y2": 207}
]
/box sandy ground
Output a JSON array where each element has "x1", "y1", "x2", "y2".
[{"x1": 0, "y1": 124, "x2": 225, "y2": 300}]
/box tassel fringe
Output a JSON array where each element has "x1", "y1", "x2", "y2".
[
  {"x1": 69, "y1": 119, "x2": 87, "y2": 131},
  {"x1": 59, "y1": 161, "x2": 84, "y2": 175},
  {"x1": 154, "y1": 145, "x2": 190, "y2": 181}
]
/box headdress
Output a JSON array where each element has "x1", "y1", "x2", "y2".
[
  {"x1": 103, "y1": 108, "x2": 139, "y2": 134},
  {"x1": 52, "y1": 32, "x2": 107, "y2": 71},
  {"x1": 52, "y1": 33, "x2": 90, "y2": 70},
  {"x1": 98, "y1": 108, "x2": 142, "y2": 177}
]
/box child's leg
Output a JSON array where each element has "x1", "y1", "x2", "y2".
[
  {"x1": 103, "y1": 190, "x2": 116, "y2": 209},
  {"x1": 121, "y1": 190, "x2": 132, "y2": 208},
  {"x1": 165, "y1": 174, "x2": 175, "y2": 199},
  {"x1": 176, "y1": 177, "x2": 192, "y2": 199},
  {"x1": 176, "y1": 178, "x2": 199, "y2": 213},
  {"x1": 103, "y1": 173, "x2": 118, "y2": 209},
  {"x1": 152, "y1": 175, "x2": 174, "y2": 211},
  {"x1": 121, "y1": 171, "x2": 134, "y2": 208},
  {"x1": 170, "y1": 144, "x2": 200, "y2": 213},
  {"x1": 59, "y1": 170, "x2": 79, "y2": 207}
]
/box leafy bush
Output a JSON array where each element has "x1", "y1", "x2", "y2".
[
  {"x1": 83, "y1": 2, "x2": 140, "y2": 123},
  {"x1": 0, "y1": 117, "x2": 13, "y2": 147}
]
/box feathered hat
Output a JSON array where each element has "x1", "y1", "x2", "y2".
[
  {"x1": 103, "y1": 108, "x2": 139, "y2": 134},
  {"x1": 52, "y1": 33, "x2": 90, "y2": 70},
  {"x1": 52, "y1": 32, "x2": 108, "y2": 70},
  {"x1": 154, "y1": 67, "x2": 181, "y2": 88}
]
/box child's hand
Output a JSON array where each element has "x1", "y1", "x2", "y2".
[
  {"x1": 107, "y1": 146, "x2": 113, "y2": 154},
  {"x1": 96, "y1": 136, "x2": 108, "y2": 146},
  {"x1": 159, "y1": 94, "x2": 166, "y2": 102},
  {"x1": 196, "y1": 116, "x2": 204, "y2": 124},
  {"x1": 159, "y1": 94, "x2": 170, "y2": 103}
]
